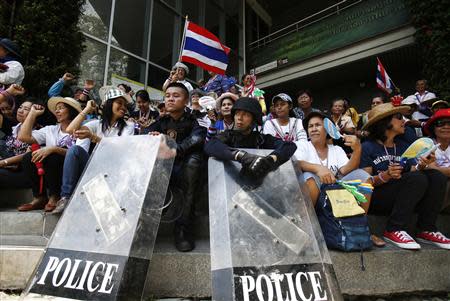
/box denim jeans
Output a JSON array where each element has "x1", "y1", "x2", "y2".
[{"x1": 61, "y1": 145, "x2": 89, "y2": 198}]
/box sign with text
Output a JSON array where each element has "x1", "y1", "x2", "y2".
[
  {"x1": 22, "y1": 136, "x2": 175, "y2": 300},
  {"x1": 250, "y1": 0, "x2": 411, "y2": 72},
  {"x1": 208, "y1": 151, "x2": 343, "y2": 301}
]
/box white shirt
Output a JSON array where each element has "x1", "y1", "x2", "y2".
[
  {"x1": 294, "y1": 141, "x2": 349, "y2": 176},
  {"x1": 32, "y1": 124, "x2": 89, "y2": 152},
  {"x1": 414, "y1": 91, "x2": 437, "y2": 104},
  {"x1": 435, "y1": 144, "x2": 450, "y2": 168},
  {"x1": 79, "y1": 119, "x2": 135, "y2": 149},
  {"x1": 0, "y1": 60, "x2": 25, "y2": 85},
  {"x1": 263, "y1": 118, "x2": 307, "y2": 142}
]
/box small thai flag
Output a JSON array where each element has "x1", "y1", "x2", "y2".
[
  {"x1": 180, "y1": 21, "x2": 230, "y2": 75},
  {"x1": 376, "y1": 57, "x2": 394, "y2": 94}
]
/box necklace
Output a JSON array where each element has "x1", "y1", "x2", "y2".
[
  {"x1": 315, "y1": 145, "x2": 329, "y2": 168},
  {"x1": 383, "y1": 143, "x2": 396, "y2": 164}
]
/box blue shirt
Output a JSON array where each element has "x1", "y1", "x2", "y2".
[{"x1": 360, "y1": 139, "x2": 416, "y2": 174}]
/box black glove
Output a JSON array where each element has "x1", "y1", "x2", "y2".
[{"x1": 235, "y1": 151, "x2": 277, "y2": 178}]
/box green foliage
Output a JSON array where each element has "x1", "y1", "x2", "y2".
[
  {"x1": 408, "y1": 0, "x2": 450, "y2": 100},
  {"x1": 0, "y1": 0, "x2": 85, "y2": 98}
]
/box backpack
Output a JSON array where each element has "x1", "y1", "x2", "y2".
[{"x1": 315, "y1": 184, "x2": 373, "y2": 252}]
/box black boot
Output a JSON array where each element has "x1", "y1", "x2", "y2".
[{"x1": 174, "y1": 224, "x2": 195, "y2": 252}]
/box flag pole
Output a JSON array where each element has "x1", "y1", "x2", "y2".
[{"x1": 178, "y1": 15, "x2": 188, "y2": 62}]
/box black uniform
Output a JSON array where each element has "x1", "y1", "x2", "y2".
[{"x1": 147, "y1": 111, "x2": 206, "y2": 251}]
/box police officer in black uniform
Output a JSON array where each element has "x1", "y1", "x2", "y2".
[
  {"x1": 204, "y1": 97, "x2": 297, "y2": 179},
  {"x1": 148, "y1": 82, "x2": 206, "y2": 252}
]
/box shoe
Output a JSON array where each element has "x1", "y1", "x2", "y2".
[
  {"x1": 17, "y1": 202, "x2": 45, "y2": 211},
  {"x1": 383, "y1": 230, "x2": 421, "y2": 250},
  {"x1": 370, "y1": 234, "x2": 386, "y2": 247},
  {"x1": 416, "y1": 231, "x2": 450, "y2": 250},
  {"x1": 51, "y1": 197, "x2": 68, "y2": 214},
  {"x1": 174, "y1": 226, "x2": 195, "y2": 252},
  {"x1": 44, "y1": 202, "x2": 57, "y2": 212}
]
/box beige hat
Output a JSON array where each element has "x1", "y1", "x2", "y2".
[
  {"x1": 216, "y1": 92, "x2": 238, "y2": 111},
  {"x1": 47, "y1": 97, "x2": 82, "y2": 115},
  {"x1": 362, "y1": 102, "x2": 410, "y2": 130}
]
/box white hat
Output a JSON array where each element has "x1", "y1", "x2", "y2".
[
  {"x1": 271, "y1": 93, "x2": 292, "y2": 104},
  {"x1": 172, "y1": 62, "x2": 189, "y2": 75},
  {"x1": 99, "y1": 86, "x2": 132, "y2": 105}
]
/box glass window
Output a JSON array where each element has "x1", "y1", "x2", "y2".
[
  {"x1": 148, "y1": 64, "x2": 170, "y2": 92},
  {"x1": 108, "y1": 48, "x2": 146, "y2": 85},
  {"x1": 78, "y1": 38, "x2": 107, "y2": 90},
  {"x1": 205, "y1": 1, "x2": 221, "y2": 37},
  {"x1": 150, "y1": 1, "x2": 178, "y2": 69},
  {"x1": 111, "y1": 0, "x2": 151, "y2": 58},
  {"x1": 79, "y1": 0, "x2": 112, "y2": 41},
  {"x1": 182, "y1": 0, "x2": 199, "y2": 24}
]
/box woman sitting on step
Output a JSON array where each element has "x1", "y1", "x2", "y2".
[
  {"x1": 0, "y1": 96, "x2": 43, "y2": 191},
  {"x1": 51, "y1": 87, "x2": 135, "y2": 213},
  {"x1": 17, "y1": 97, "x2": 89, "y2": 212},
  {"x1": 360, "y1": 102, "x2": 450, "y2": 250}
]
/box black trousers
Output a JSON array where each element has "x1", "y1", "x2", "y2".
[
  {"x1": 0, "y1": 163, "x2": 32, "y2": 189},
  {"x1": 369, "y1": 169, "x2": 446, "y2": 232},
  {"x1": 22, "y1": 152, "x2": 65, "y2": 198},
  {"x1": 171, "y1": 152, "x2": 203, "y2": 229}
]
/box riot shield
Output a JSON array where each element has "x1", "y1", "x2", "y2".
[
  {"x1": 209, "y1": 149, "x2": 343, "y2": 301},
  {"x1": 21, "y1": 135, "x2": 175, "y2": 301}
]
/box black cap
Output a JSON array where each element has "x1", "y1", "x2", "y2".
[
  {"x1": 302, "y1": 111, "x2": 327, "y2": 134},
  {"x1": 0, "y1": 38, "x2": 21, "y2": 58},
  {"x1": 231, "y1": 97, "x2": 263, "y2": 125}
]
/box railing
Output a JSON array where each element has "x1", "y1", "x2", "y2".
[{"x1": 248, "y1": 0, "x2": 363, "y2": 51}]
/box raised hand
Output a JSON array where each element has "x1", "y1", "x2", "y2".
[{"x1": 6, "y1": 84, "x2": 25, "y2": 96}]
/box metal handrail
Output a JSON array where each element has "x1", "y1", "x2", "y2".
[{"x1": 248, "y1": 0, "x2": 363, "y2": 50}]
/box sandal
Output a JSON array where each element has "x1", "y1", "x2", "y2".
[
  {"x1": 44, "y1": 202, "x2": 57, "y2": 212},
  {"x1": 17, "y1": 202, "x2": 46, "y2": 211},
  {"x1": 371, "y1": 234, "x2": 386, "y2": 247}
]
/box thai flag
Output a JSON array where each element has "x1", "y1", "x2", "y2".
[
  {"x1": 376, "y1": 57, "x2": 394, "y2": 94},
  {"x1": 180, "y1": 21, "x2": 230, "y2": 75}
]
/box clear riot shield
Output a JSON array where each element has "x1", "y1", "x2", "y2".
[
  {"x1": 209, "y1": 149, "x2": 343, "y2": 301},
  {"x1": 21, "y1": 135, "x2": 175, "y2": 301}
]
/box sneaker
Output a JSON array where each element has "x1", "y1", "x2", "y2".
[
  {"x1": 51, "y1": 197, "x2": 69, "y2": 214},
  {"x1": 416, "y1": 231, "x2": 450, "y2": 250},
  {"x1": 383, "y1": 230, "x2": 421, "y2": 250}
]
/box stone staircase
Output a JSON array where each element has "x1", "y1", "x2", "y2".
[{"x1": 1, "y1": 189, "x2": 450, "y2": 298}]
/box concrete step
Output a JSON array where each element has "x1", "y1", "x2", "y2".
[
  {"x1": 0, "y1": 210, "x2": 59, "y2": 237},
  {"x1": 1, "y1": 236, "x2": 450, "y2": 297}
]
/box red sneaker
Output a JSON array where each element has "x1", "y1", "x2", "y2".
[
  {"x1": 383, "y1": 230, "x2": 421, "y2": 250},
  {"x1": 416, "y1": 231, "x2": 450, "y2": 250}
]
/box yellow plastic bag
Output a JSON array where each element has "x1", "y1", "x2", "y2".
[{"x1": 326, "y1": 189, "x2": 365, "y2": 218}]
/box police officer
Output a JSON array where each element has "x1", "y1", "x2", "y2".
[
  {"x1": 148, "y1": 82, "x2": 206, "y2": 252},
  {"x1": 204, "y1": 97, "x2": 297, "y2": 179}
]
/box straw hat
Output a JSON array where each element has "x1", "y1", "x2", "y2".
[
  {"x1": 47, "y1": 97, "x2": 82, "y2": 115},
  {"x1": 362, "y1": 102, "x2": 410, "y2": 130}
]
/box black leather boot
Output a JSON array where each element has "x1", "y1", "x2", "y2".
[{"x1": 174, "y1": 224, "x2": 195, "y2": 252}]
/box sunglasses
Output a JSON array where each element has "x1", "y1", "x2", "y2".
[
  {"x1": 435, "y1": 120, "x2": 450, "y2": 127},
  {"x1": 392, "y1": 113, "x2": 403, "y2": 120}
]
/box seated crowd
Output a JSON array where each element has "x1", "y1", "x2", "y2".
[{"x1": 0, "y1": 44, "x2": 449, "y2": 253}]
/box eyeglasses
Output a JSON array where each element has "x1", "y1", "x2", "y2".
[
  {"x1": 392, "y1": 113, "x2": 403, "y2": 120},
  {"x1": 435, "y1": 120, "x2": 450, "y2": 127}
]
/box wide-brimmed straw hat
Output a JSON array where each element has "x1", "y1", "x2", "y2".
[
  {"x1": 99, "y1": 86, "x2": 132, "y2": 105},
  {"x1": 47, "y1": 97, "x2": 82, "y2": 115},
  {"x1": 362, "y1": 102, "x2": 410, "y2": 130}
]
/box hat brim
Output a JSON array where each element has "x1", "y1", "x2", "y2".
[
  {"x1": 99, "y1": 85, "x2": 133, "y2": 105},
  {"x1": 362, "y1": 106, "x2": 410, "y2": 130},
  {"x1": 0, "y1": 42, "x2": 21, "y2": 58},
  {"x1": 47, "y1": 97, "x2": 82, "y2": 116}
]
